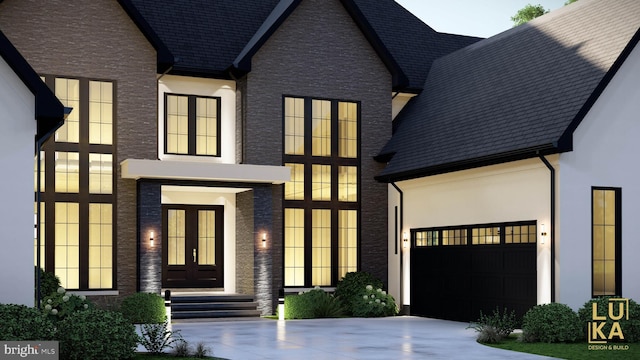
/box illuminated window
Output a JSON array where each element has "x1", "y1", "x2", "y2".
[
  {"x1": 89, "y1": 153, "x2": 113, "y2": 194},
  {"x1": 505, "y1": 224, "x2": 537, "y2": 244},
  {"x1": 415, "y1": 230, "x2": 438, "y2": 247},
  {"x1": 167, "y1": 209, "x2": 186, "y2": 266},
  {"x1": 89, "y1": 81, "x2": 113, "y2": 145},
  {"x1": 89, "y1": 204, "x2": 112, "y2": 289},
  {"x1": 283, "y1": 96, "x2": 359, "y2": 287},
  {"x1": 55, "y1": 202, "x2": 79, "y2": 289},
  {"x1": 54, "y1": 78, "x2": 79, "y2": 143},
  {"x1": 413, "y1": 221, "x2": 537, "y2": 247},
  {"x1": 55, "y1": 152, "x2": 80, "y2": 193},
  {"x1": 165, "y1": 94, "x2": 220, "y2": 156},
  {"x1": 198, "y1": 210, "x2": 216, "y2": 265},
  {"x1": 471, "y1": 227, "x2": 500, "y2": 245},
  {"x1": 592, "y1": 187, "x2": 621, "y2": 296}
]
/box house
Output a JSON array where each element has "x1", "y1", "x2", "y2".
[
  {"x1": 378, "y1": 0, "x2": 640, "y2": 321},
  {"x1": 0, "y1": 0, "x2": 477, "y2": 314},
  {"x1": 0, "y1": 29, "x2": 65, "y2": 306}
]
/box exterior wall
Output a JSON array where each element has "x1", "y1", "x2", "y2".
[
  {"x1": 0, "y1": 57, "x2": 37, "y2": 306},
  {"x1": 244, "y1": 0, "x2": 391, "y2": 308},
  {"x1": 392, "y1": 158, "x2": 556, "y2": 307},
  {"x1": 236, "y1": 190, "x2": 255, "y2": 295},
  {"x1": 158, "y1": 75, "x2": 237, "y2": 164},
  {"x1": 0, "y1": 0, "x2": 158, "y2": 297},
  {"x1": 558, "y1": 44, "x2": 640, "y2": 310}
]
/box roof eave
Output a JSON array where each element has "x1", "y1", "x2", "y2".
[{"x1": 375, "y1": 144, "x2": 559, "y2": 183}]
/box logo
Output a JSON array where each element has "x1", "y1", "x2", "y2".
[
  {"x1": 588, "y1": 298, "x2": 628, "y2": 344},
  {"x1": 1, "y1": 342, "x2": 58, "y2": 359}
]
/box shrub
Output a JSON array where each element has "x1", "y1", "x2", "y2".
[
  {"x1": 352, "y1": 285, "x2": 397, "y2": 317},
  {"x1": 56, "y1": 309, "x2": 137, "y2": 360},
  {"x1": 335, "y1": 271, "x2": 384, "y2": 315},
  {"x1": 138, "y1": 320, "x2": 183, "y2": 354},
  {"x1": 35, "y1": 267, "x2": 61, "y2": 301},
  {"x1": 284, "y1": 288, "x2": 345, "y2": 319},
  {"x1": 0, "y1": 304, "x2": 55, "y2": 340},
  {"x1": 173, "y1": 339, "x2": 190, "y2": 357},
  {"x1": 41, "y1": 286, "x2": 93, "y2": 322},
  {"x1": 193, "y1": 342, "x2": 211, "y2": 358},
  {"x1": 119, "y1": 292, "x2": 166, "y2": 324},
  {"x1": 522, "y1": 303, "x2": 582, "y2": 343},
  {"x1": 469, "y1": 307, "x2": 517, "y2": 343},
  {"x1": 577, "y1": 297, "x2": 640, "y2": 342}
]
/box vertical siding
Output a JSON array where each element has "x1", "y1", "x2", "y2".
[{"x1": 0, "y1": 0, "x2": 158, "y2": 297}]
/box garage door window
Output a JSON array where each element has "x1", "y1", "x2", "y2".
[{"x1": 413, "y1": 221, "x2": 537, "y2": 247}]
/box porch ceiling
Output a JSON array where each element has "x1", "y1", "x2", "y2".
[{"x1": 120, "y1": 158, "x2": 290, "y2": 184}]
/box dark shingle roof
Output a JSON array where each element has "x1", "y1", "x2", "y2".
[
  {"x1": 122, "y1": 0, "x2": 479, "y2": 89},
  {"x1": 376, "y1": 0, "x2": 640, "y2": 182},
  {"x1": 0, "y1": 28, "x2": 65, "y2": 141}
]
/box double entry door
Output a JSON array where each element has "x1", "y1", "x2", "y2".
[{"x1": 162, "y1": 205, "x2": 224, "y2": 288}]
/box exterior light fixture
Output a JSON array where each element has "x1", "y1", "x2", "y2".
[
  {"x1": 262, "y1": 232, "x2": 267, "y2": 248},
  {"x1": 403, "y1": 232, "x2": 409, "y2": 248},
  {"x1": 150, "y1": 231, "x2": 154, "y2": 247},
  {"x1": 540, "y1": 224, "x2": 547, "y2": 244}
]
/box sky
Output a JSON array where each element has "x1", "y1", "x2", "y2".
[{"x1": 395, "y1": 0, "x2": 569, "y2": 38}]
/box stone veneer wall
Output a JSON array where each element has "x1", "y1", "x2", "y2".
[
  {"x1": 235, "y1": 190, "x2": 255, "y2": 295},
  {"x1": 0, "y1": 0, "x2": 158, "y2": 297},
  {"x1": 242, "y1": 0, "x2": 392, "y2": 309}
]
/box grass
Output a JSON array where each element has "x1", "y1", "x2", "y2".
[{"x1": 486, "y1": 335, "x2": 639, "y2": 360}]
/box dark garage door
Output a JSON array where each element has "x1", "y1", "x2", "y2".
[{"x1": 410, "y1": 228, "x2": 537, "y2": 322}]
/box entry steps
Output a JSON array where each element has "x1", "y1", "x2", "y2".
[{"x1": 170, "y1": 294, "x2": 261, "y2": 320}]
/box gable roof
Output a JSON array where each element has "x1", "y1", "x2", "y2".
[
  {"x1": 0, "y1": 29, "x2": 65, "y2": 141},
  {"x1": 122, "y1": 0, "x2": 479, "y2": 91},
  {"x1": 376, "y1": 0, "x2": 640, "y2": 182}
]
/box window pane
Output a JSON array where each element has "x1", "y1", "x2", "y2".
[
  {"x1": 284, "y1": 163, "x2": 304, "y2": 200},
  {"x1": 338, "y1": 210, "x2": 357, "y2": 280},
  {"x1": 34, "y1": 203, "x2": 45, "y2": 268},
  {"x1": 198, "y1": 210, "x2": 216, "y2": 265},
  {"x1": 34, "y1": 151, "x2": 45, "y2": 192},
  {"x1": 592, "y1": 188, "x2": 618, "y2": 296},
  {"x1": 166, "y1": 95, "x2": 189, "y2": 154},
  {"x1": 285, "y1": 209, "x2": 305, "y2": 286},
  {"x1": 196, "y1": 98, "x2": 218, "y2": 156},
  {"x1": 55, "y1": 78, "x2": 79, "y2": 143},
  {"x1": 89, "y1": 153, "x2": 113, "y2": 194},
  {"x1": 311, "y1": 164, "x2": 331, "y2": 201},
  {"x1": 284, "y1": 97, "x2": 305, "y2": 155},
  {"x1": 168, "y1": 209, "x2": 186, "y2": 265},
  {"x1": 312, "y1": 210, "x2": 331, "y2": 286},
  {"x1": 55, "y1": 202, "x2": 79, "y2": 289},
  {"x1": 338, "y1": 102, "x2": 357, "y2": 158},
  {"x1": 89, "y1": 204, "x2": 112, "y2": 289},
  {"x1": 55, "y1": 152, "x2": 80, "y2": 193},
  {"x1": 89, "y1": 81, "x2": 113, "y2": 145},
  {"x1": 311, "y1": 100, "x2": 331, "y2": 157},
  {"x1": 338, "y1": 166, "x2": 357, "y2": 202}
]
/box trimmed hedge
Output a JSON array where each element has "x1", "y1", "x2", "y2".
[
  {"x1": 119, "y1": 292, "x2": 166, "y2": 324},
  {"x1": 0, "y1": 304, "x2": 55, "y2": 340},
  {"x1": 522, "y1": 303, "x2": 582, "y2": 343}
]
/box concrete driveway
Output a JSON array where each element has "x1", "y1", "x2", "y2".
[{"x1": 165, "y1": 316, "x2": 556, "y2": 360}]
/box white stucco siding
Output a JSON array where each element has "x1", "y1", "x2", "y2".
[
  {"x1": 0, "y1": 56, "x2": 37, "y2": 306},
  {"x1": 558, "y1": 43, "x2": 640, "y2": 310},
  {"x1": 390, "y1": 158, "x2": 555, "y2": 306},
  {"x1": 158, "y1": 75, "x2": 236, "y2": 164}
]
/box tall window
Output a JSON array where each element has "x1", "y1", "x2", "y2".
[
  {"x1": 36, "y1": 76, "x2": 115, "y2": 290},
  {"x1": 283, "y1": 96, "x2": 359, "y2": 287},
  {"x1": 165, "y1": 94, "x2": 220, "y2": 156},
  {"x1": 592, "y1": 187, "x2": 621, "y2": 296}
]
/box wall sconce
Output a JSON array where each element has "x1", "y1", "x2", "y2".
[
  {"x1": 150, "y1": 231, "x2": 154, "y2": 247},
  {"x1": 262, "y1": 232, "x2": 267, "y2": 248},
  {"x1": 540, "y1": 224, "x2": 547, "y2": 244},
  {"x1": 403, "y1": 232, "x2": 409, "y2": 248}
]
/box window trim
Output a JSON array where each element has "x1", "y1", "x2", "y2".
[
  {"x1": 591, "y1": 186, "x2": 622, "y2": 297},
  {"x1": 163, "y1": 93, "x2": 222, "y2": 157}
]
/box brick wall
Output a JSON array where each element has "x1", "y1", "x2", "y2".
[
  {"x1": 243, "y1": 0, "x2": 392, "y2": 304},
  {"x1": 0, "y1": 0, "x2": 158, "y2": 297}
]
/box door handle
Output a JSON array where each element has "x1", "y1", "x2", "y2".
[{"x1": 193, "y1": 248, "x2": 197, "y2": 263}]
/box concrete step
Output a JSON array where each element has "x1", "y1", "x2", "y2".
[{"x1": 170, "y1": 294, "x2": 260, "y2": 320}]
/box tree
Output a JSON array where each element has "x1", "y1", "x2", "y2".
[
  {"x1": 511, "y1": 4, "x2": 550, "y2": 26},
  {"x1": 564, "y1": 0, "x2": 578, "y2": 4}
]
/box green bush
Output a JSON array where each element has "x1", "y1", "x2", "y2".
[
  {"x1": 119, "y1": 292, "x2": 166, "y2": 324},
  {"x1": 56, "y1": 309, "x2": 137, "y2": 360},
  {"x1": 35, "y1": 267, "x2": 61, "y2": 301},
  {"x1": 335, "y1": 271, "x2": 384, "y2": 315},
  {"x1": 41, "y1": 286, "x2": 93, "y2": 322},
  {"x1": 577, "y1": 297, "x2": 640, "y2": 342},
  {"x1": 469, "y1": 307, "x2": 517, "y2": 343},
  {"x1": 352, "y1": 285, "x2": 397, "y2": 317},
  {"x1": 0, "y1": 304, "x2": 55, "y2": 340},
  {"x1": 284, "y1": 288, "x2": 345, "y2": 319},
  {"x1": 522, "y1": 303, "x2": 582, "y2": 343},
  {"x1": 138, "y1": 320, "x2": 183, "y2": 354}
]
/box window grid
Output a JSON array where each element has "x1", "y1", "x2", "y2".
[
  {"x1": 88, "y1": 153, "x2": 113, "y2": 194},
  {"x1": 55, "y1": 152, "x2": 80, "y2": 193},
  {"x1": 338, "y1": 102, "x2": 358, "y2": 158},
  {"x1": 471, "y1": 227, "x2": 500, "y2": 245},
  {"x1": 413, "y1": 221, "x2": 537, "y2": 247},
  {"x1": 592, "y1": 188, "x2": 620, "y2": 296},
  {"x1": 88, "y1": 81, "x2": 113, "y2": 145},
  {"x1": 54, "y1": 202, "x2": 80, "y2": 289},
  {"x1": 167, "y1": 209, "x2": 186, "y2": 265},
  {"x1": 198, "y1": 210, "x2": 216, "y2": 265},
  {"x1": 88, "y1": 204, "x2": 112, "y2": 289},
  {"x1": 338, "y1": 210, "x2": 358, "y2": 280},
  {"x1": 54, "y1": 78, "x2": 80, "y2": 143},
  {"x1": 312, "y1": 210, "x2": 332, "y2": 286},
  {"x1": 284, "y1": 97, "x2": 305, "y2": 155},
  {"x1": 196, "y1": 98, "x2": 218, "y2": 156},
  {"x1": 284, "y1": 163, "x2": 304, "y2": 200},
  {"x1": 415, "y1": 230, "x2": 438, "y2": 247},
  {"x1": 165, "y1": 94, "x2": 220, "y2": 156},
  {"x1": 505, "y1": 225, "x2": 537, "y2": 244},
  {"x1": 284, "y1": 208, "x2": 305, "y2": 286},
  {"x1": 338, "y1": 166, "x2": 357, "y2": 202},
  {"x1": 311, "y1": 100, "x2": 331, "y2": 156}
]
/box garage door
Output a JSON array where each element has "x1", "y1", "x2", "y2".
[{"x1": 409, "y1": 223, "x2": 537, "y2": 322}]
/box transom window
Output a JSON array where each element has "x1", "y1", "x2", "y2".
[
  {"x1": 414, "y1": 221, "x2": 537, "y2": 247},
  {"x1": 165, "y1": 94, "x2": 220, "y2": 156},
  {"x1": 592, "y1": 187, "x2": 621, "y2": 297},
  {"x1": 283, "y1": 96, "x2": 360, "y2": 287}
]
